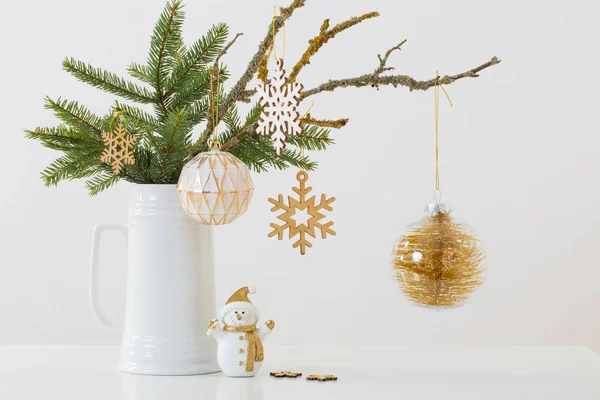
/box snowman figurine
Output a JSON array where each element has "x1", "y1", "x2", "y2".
[{"x1": 208, "y1": 286, "x2": 275, "y2": 377}]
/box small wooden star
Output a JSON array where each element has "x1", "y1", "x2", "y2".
[
  {"x1": 270, "y1": 371, "x2": 303, "y2": 378},
  {"x1": 306, "y1": 374, "x2": 338, "y2": 382}
]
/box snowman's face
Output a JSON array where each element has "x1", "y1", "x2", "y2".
[{"x1": 223, "y1": 306, "x2": 258, "y2": 327}]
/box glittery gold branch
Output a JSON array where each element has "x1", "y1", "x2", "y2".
[
  {"x1": 288, "y1": 12, "x2": 380, "y2": 81},
  {"x1": 302, "y1": 113, "x2": 348, "y2": 129}
]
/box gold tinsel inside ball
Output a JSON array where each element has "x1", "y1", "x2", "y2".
[{"x1": 392, "y1": 210, "x2": 485, "y2": 307}]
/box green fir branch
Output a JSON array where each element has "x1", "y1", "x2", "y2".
[
  {"x1": 127, "y1": 62, "x2": 154, "y2": 86},
  {"x1": 62, "y1": 58, "x2": 155, "y2": 104},
  {"x1": 146, "y1": 0, "x2": 185, "y2": 113},
  {"x1": 44, "y1": 98, "x2": 104, "y2": 141},
  {"x1": 26, "y1": 126, "x2": 102, "y2": 151},
  {"x1": 85, "y1": 172, "x2": 121, "y2": 196},
  {"x1": 165, "y1": 23, "x2": 229, "y2": 95},
  {"x1": 158, "y1": 108, "x2": 192, "y2": 153},
  {"x1": 112, "y1": 101, "x2": 160, "y2": 131},
  {"x1": 286, "y1": 124, "x2": 334, "y2": 151},
  {"x1": 41, "y1": 154, "x2": 102, "y2": 187}
]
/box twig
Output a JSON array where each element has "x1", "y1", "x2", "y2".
[
  {"x1": 289, "y1": 12, "x2": 380, "y2": 81},
  {"x1": 302, "y1": 56, "x2": 501, "y2": 98},
  {"x1": 373, "y1": 40, "x2": 407, "y2": 81},
  {"x1": 214, "y1": 33, "x2": 243, "y2": 68}
]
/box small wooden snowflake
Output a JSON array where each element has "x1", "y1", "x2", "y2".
[
  {"x1": 99, "y1": 121, "x2": 136, "y2": 174},
  {"x1": 270, "y1": 371, "x2": 303, "y2": 378},
  {"x1": 268, "y1": 171, "x2": 335, "y2": 255},
  {"x1": 256, "y1": 58, "x2": 304, "y2": 155},
  {"x1": 306, "y1": 374, "x2": 338, "y2": 382}
]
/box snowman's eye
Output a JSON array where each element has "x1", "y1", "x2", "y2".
[
  {"x1": 234, "y1": 311, "x2": 238, "y2": 314},
  {"x1": 242, "y1": 311, "x2": 245, "y2": 314}
]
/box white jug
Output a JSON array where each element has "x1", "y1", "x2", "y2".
[{"x1": 90, "y1": 184, "x2": 219, "y2": 375}]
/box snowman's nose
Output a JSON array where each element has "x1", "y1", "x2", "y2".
[{"x1": 236, "y1": 314, "x2": 242, "y2": 321}]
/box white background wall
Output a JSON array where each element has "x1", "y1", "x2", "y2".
[{"x1": 1, "y1": 0, "x2": 599, "y2": 349}]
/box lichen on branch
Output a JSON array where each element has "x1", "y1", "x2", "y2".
[
  {"x1": 302, "y1": 114, "x2": 348, "y2": 129},
  {"x1": 288, "y1": 11, "x2": 380, "y2": 81}
]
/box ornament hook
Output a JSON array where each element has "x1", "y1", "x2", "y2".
[
  {"x1": 210, "y1": 127, "x2": 222, "y2": 150},
  {"x1": 433, "y1": 189, "x2": 442, "y2": 204}
]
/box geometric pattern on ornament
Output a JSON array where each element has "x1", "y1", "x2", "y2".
[
  {"x1": 99, "y1": 122, "x2": 136, "y2": 174},
  {"x1": 256, "y1": 58, "x2": 304, "y2": 155},
  {"x1": 268, "y1": 170, "x2": 335, "y2": 255},
  {"x1": 177, "y1": 150, "x2": 255, "y2": 225}
]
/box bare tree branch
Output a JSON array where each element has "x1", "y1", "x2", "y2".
[
  {"x1": 374, "y1": 40, "x2": 407, "y2": 76},
  {"x1": 214, "y1": 33, "x2": 243, "y2": 68},
  {"x1": 302, "y1": 56, "x2": 501, "y2": 98}
]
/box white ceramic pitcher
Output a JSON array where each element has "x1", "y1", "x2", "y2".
[{"x1": 90, "y1": 184, "x2": 219, "y2": 375}]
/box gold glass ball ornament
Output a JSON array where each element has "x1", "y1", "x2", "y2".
[
  {"x1": 392, "y1": 203, "x2": 485, "y2": 307},
  {"x1": 177, "y1": 141, "x2": 254, "y2": 225}
]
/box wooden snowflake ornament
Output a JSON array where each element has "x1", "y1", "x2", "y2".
[
  {"x1": 270, "y1": 371, "x2": 303, "y2": 378},
  {"x1": 99, "y1": 122, "x2": 136, "y2": 174},
  {"x1": 306, "y1": 374, "x2": 338, "y2": 382},
  {"x1": 256, "y1": 58, "x2": 304, "y2": 155},
  {"x1": 268, "y1": 171, "x2": 335, "y2": 255}
]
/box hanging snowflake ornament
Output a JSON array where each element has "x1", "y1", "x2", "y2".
[
  {"x1": 99, "y1": 121, "x2": 136, "y2": 174},
  {"x1": 268, "y1": 171, "x2": 335, "y2": 255},
  {"x1": 256, "y1": 58, "x2": 304, "y2": 155}
]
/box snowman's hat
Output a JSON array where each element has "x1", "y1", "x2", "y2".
[{"x1": 220, "y1": 286, "x2": 259, "y2": 321}]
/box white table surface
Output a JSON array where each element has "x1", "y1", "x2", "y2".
[{"x1": 2, "y1": 345, "x2": 600, "y2": 399}]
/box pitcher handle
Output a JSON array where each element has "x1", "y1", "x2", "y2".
[{"x1": 90, "y1": 224, "x2": 127, "y2": 333}]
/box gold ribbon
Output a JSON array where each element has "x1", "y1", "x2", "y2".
[
  {"x1": 433, "y1": 70, "x2": 453, "y2": 192},
  {"x1": 223, "y1": 325, "x2": 264, "y2": 372},
  {"x1": 272, "y1": 5, "x2": 286, "y2": 61}
]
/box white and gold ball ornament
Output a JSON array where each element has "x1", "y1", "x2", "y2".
[{"x1": 177, "y1": 142, "x2": 254, "y2": 225}]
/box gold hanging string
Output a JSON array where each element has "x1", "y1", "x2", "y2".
[
  {"x1": 297, "y1": 101, "x2": 316, "y2": 172},
  {"x1": 301, "y1": 100, "x2": 316, "y2": 119},
  {"x1": 109, "y1": 108, "x2": 139, "y2": 132},
  {"x1": 272, "y1": 5, "x2": 286, "y2": 61},
  {"x1": 110, "y1": 110, "x2": 127, "y2": 132},
  {"x1": 434, "y1": 70, "x2": 453, "y2": 193},
  {"x1": 209, "y1": 65, "x2": 222, "y2": 149}
]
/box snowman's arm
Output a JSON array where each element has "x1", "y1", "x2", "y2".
[
  {"x1": 207, "y1": 319, "x2": 225, "y2": 339},
  {"x1": 257, "y1": 320, "x2": 275, "y2": 341}
]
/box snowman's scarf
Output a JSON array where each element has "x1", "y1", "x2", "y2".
[{"x1": 223, "y1": 325, "x2": 264, "y2": 372}]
